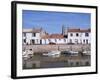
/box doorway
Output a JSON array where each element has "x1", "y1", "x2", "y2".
[
  {"x1": 86, "y1": 39, "x2": 88, "y2": 44},
  {"x1": 32, "y1": 40, "x2": 35, "y2": 44}
]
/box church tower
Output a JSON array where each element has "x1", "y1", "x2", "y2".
[{"x1": 62, "y1": 25, "x2": 68, "y2": 35}]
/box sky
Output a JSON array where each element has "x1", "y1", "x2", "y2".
[{"x1": 22, "y1": 10, "x2": 91, "y2": 34}]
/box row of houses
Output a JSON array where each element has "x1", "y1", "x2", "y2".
[{"x1": 22, "y1": 27, "x2": 91, "y2": 45}]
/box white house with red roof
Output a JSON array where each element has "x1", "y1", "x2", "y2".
[
  {"x1": 41, "y1": 34, "x2": 67, "y2": 44},
  {"x1": 64, "y1": 28, "x2": 91, "y2": 44},
  {"x1": 22, "y1": 27, "x2": 91, "y2": 45}
]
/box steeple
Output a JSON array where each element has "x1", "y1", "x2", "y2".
[{"x1": 62, "y1": 25, "x2": 65, "y2": 35}]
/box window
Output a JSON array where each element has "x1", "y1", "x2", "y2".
[
  {"x1": 24, "y1": 39, "x2": 26, "y2": 43},
  {"x1": 86, "y1": 39, "x2": 88, "y2": 44},
  {"x1": 64, "y1": 35, "x2": 68, "y2": 38},
  {"x1": 76, "y1": 33, "x2": 79, "y2": 37},
  {"x1": 70, "y1": 33, "x2": 73, "y2": 36},
  {"x1": 83, "y1": 39, "x2": 85, "y2": 43},
  {"x1": 23, "y1": 33, "x2": 26, "y2": 37},
  {"x1": 32, "y1": 40, "x2": 35, "y2": 44},
  {"x1": 85, "y1": 33, "x2": 89, "y2": 37},
  {"x1": 32, "y1": 33, "x2": 36, "y2": 37},
  {"x1": 40, "y1": 40, "x2": 42, "y2": 44}
]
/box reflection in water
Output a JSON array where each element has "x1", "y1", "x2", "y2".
[{"x1": 23, "y1": 51, "x2": 91, "y2": 69}]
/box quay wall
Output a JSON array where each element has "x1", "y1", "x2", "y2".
[{"x1": 23, "y1": 44, "x2": 90, "y2": 52}]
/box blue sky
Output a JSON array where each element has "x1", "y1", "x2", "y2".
[{"x1": 22, "y1": 10, "x2": 91, "y2": 34}]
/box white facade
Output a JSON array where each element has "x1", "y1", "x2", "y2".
[
  {"x1": 81, "y1": 33, "x2": 91, "y2": 44},
  {"x1": 22, "y1": 28, "x2": 42, "y2": 45},
  {"x1": 66, "y1": 29, "x2": 91, "y2": 44},
  {"x1": 22, "y1": 28, "x2": 91, "y2": 45},
  {"x1": 23, "y1": 32, "x2": 41, "y2": 45},
  {"x1": 41, "y1": 38, "x2": 67, "y2": 44}
]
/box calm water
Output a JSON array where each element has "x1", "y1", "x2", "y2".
[{"x1": 23, "y1": 55, "x2": 90, "y2": 69}]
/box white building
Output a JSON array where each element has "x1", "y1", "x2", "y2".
[
  {"x1": 41, "y1": 34, "x2": 67, "y2": 44},
  {"x1": 22, "y1": 27, "x2": 91, "y2": 45},
  {"x1": 65, "y1": 28, "x2": 91, "y2": 44},
  {"x1": 22, "y1": 28, "x2": 47, "y2": 45}
]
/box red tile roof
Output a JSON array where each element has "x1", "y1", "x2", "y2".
[
  {"x1": 42, "y1": 34, "x2": 64, "y2": 39},
  {"x1": 67, "y1": 28, "x2": 91, "y2": 32}
]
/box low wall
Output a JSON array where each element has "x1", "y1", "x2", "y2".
[{"x1": 23, "y1": 44, "x2": 90, "y2": 53}]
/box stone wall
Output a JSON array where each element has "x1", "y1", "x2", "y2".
[{"x1": 23, "y1": 44, "x2": 90, "y2": 53}]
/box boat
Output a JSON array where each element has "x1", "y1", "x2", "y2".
[
  {"x1": 83, "y1": 51, "x2": 91, "y2": 55},
  {"x1": 23, "y1": 49, "x2": 33, "y2": 58},
  {"x1": 43, "y1": 51, "x2": 61, "y2": 58},
  {"x1": 69, "y1": 51, "x2": 78, "y2": 56}
]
